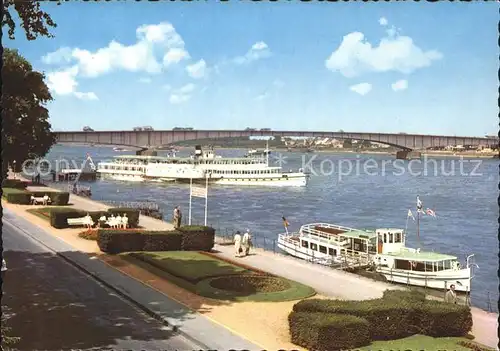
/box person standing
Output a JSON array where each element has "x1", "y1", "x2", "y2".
[
  {"x1": 444, "y1": 284, "x2": 457, "y2": 304},
  {"x1": 177, "y1": 206, "x2": 183, "y2": 228},
  {"x1": 173, "y1": 206, "x2": 179, "y2": 229},
  {"x1": 282, "y1": 216, "x2": 290, "y2": 234}
]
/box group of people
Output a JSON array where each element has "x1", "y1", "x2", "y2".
[
  {"x1": 79, "y1": 213, "x2": 129, "y2": 230},
  {"x1": 234, "y1": 230, "x2": 252, "y2": 257}
]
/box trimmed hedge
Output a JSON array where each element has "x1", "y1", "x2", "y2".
[
  {"x1": 288, "y1": 311, "x2": 370, "y2": 351},
  {"x1": 2, "y1": 187, "x2": 70, "y2": 205},
  {"x1": 293, "y1": 298, "x2": 419, "y2": 340},
  {"x1": 179, "y1": 225, "x2": 215, "y2": 251},
  {"x1": 97, "y1": 230, "x2": 183, "y2": 254},
  {"x1": 2, "y1": 188, "x2": 32, "y2": 204},
  {"x1": 2, "y1": 179, "x2": 28, "y2": 189},
  {"x1": 290, "y1": 289, "x2": 473, "y2": 350},
  {"x1": 143, "y1": 231, "x2": 183, "y2": 251},
  {"x1": 49, "y1": 208, "x2": 140, "y2": 229},
  {"x1": 97, "y1": 230, "x2": 146, "y2": 254},
  {"x1": 417, "y1": 300, "x2": 473, "y2": 337}
]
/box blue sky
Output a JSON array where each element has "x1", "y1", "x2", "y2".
[{"x1": 9, "y1": 2, "x2": 498, "y2": 136}]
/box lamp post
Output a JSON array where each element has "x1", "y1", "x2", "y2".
[{"x1": 13, "y1": 160, "x2": 16, "y2": 179}]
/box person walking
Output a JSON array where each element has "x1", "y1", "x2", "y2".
[{"x1": 444, "y1": 284, "x2": 457, "y2": 304}]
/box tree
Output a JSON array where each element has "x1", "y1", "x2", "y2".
[
  {"x1": 2, "y1": 0, "x2": 57, "y2": 41},
  {"x1": 1, "y1": 49, "x2": 56, "y2": 177}
]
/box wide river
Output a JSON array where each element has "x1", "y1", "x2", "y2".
[{"x1": 33, "y1": 145, "x2": 498, "y2": 312}]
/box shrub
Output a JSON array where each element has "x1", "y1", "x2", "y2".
[
  {"x1": 382, "y1": 289, "x2": 426, "y2": 302},
  {"x1": 107, "y1": 208, "x2": 140, "y2": 228},
  {"x1": 179, "y1": 225, "x2": 215, "y2": 251},
  {"x1": 417, "y1": 300, "x2": 473, "y2": 337},
  {"x1": 143, "y1": 231, "x2": 183, "y2": 251},
  {"x1": 50, "y1": 209, "x2": 86, "y2": 229},
  {"x1": 1, "y1": 188, "x2": 31, "y2": 204},
  {"x1": 293, "y1": 298, "x2": 419, "y2": 340},
  {"x1": 50, "y1": 192, "x2": 70, "y2": 205},
  {"x1": 288, "y1": 311, "x2": 370, "y2": 351},
  {"x1": 2, "y1": 179, "x2": 27, "y2": 189},
  {"x1": 97, "y1": 230, "x2": 146, "y2": 254}
]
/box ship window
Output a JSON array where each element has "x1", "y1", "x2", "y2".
[
  {"x1": 388, "y1": 233, "x2": 393, "y2": 243},
  {"x1": 443, "y1": 260, "x2": 451, "y2": 270},
  {"x1": 310, "y1": 243, "x2": 318, "y2": 251},
  {"x1": 301, "y1": 240, "x2": 309, "y2": 248},
  {"x1": 319, "y1": 245, "x2": 327, "y2": 254},
  {"x1": 383, "y1": 233, "x2": 387, "y2": 243},
  {"x1": 395, "y1": 232, "x2": 401, "y2": 243},
  {"x1": 328, "y1": 248, "x2": 336, "y2": 256},
  {"x1": 425, "y1": 262, "x2": 433, "y2": 272}
]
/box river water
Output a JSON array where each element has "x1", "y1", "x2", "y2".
[{"x1": 31, "y1": 145, "x2": 498, "y2": 312}]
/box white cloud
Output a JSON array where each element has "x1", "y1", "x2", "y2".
[
  {"x1": 325, "y1": 28, "x2": 443, "y2": 77},
  {"x1": 46, "y1": 66, "x2": 79, "y2": 95},
  {"x1": 163, "y1": 48, "x2": 190, "y2": 67},
  {"x1": 46, "y1": 65, "x2": 98, "y2": 100},
  {"x1": 74, "y1": 92, "x2": 99, "y2": 100},
  {"x1": 169, "y1": 94, "x2": 191, "y2": 104},
  {"x1": 391, "y1": 79, "x2": 408, "y2": 92},
  {"x1": 139, "y1": 77, "x2": 152, "y2": 83},
  {"x1": 41, "y1": 47, "x2": 73, "y2": 65},
  {"x1": 169, "y1": 83, "x2": 196, "y2": 104},
  {"x1": 234, "y1": 41, "x2": 271, "y2": 65},
  {"x1": 163, "y1": 84, "x2": 172, "y2": 91},
  {"x1": 349, "y1": 82, "x2": 372, "y2": 96},
  {"x1": 378, "y1": 17, "x2": 388, "y2": 26},
  {"x1": 42, "y1": 22, "x2": 188, "y2": 78},
  {"x1": 186, "y1": 59, "x2": 207, "y2": 79}
]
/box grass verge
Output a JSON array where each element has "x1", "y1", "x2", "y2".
[
  {"x1": 355, "y1": 334, "x2": 494, "y2": 351},
  {"x1": 124, "y1": 251, "x2": 316, "y2": 302}
]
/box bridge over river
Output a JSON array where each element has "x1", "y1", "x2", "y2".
[{"x1": 54, "y1": 129, "x2": 498, "y2": 152}]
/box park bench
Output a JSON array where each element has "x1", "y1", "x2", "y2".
[
  {"x1": 31, "y1": 195, "x2": 51, "y2": 205},
  {"x1": 67, "y1": 216, "x2": 94, "y2": 227}
]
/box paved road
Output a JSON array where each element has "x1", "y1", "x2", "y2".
[{"x1": 2, "y1": 220, "x2": 200, "y2": 351}]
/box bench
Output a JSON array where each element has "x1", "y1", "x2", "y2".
[
  {"x1": 67, "y1": 217, "x2": 94, "y2": 227},
  {"x1": 31, "y1": 196, "x2": 52, "y2": 205}
]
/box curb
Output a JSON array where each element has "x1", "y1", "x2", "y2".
[{"x1": 7, "y1": 219, "x2": 212, "y2": 351}]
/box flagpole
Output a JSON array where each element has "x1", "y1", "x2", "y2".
[
  {"x1": 416, "y1": 207, "x2": 421, "y2": 248},
  {"x1": 204, "y1": 175, "x2": 208, "y2": 226},
  {"x1": 405, "y1": 211, "x2": 409, "y2": 234},
  {"x1": 189, "y1": 177, "x2": 192, "y2": 225}
]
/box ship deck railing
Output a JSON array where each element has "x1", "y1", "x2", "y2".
[{"x1": 100, "y1": 201, "x2": 160, "y2": 211}]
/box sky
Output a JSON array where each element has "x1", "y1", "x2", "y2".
[{"x1": 8, "y1": 2, "x2": 498, "y2": 136}]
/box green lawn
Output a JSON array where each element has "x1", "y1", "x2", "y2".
[
  {"x1": 124, "y1": 251, "x2": 317, "y2": 302},
  {"x1": 356, "y1": 334, "x2": 493, "y2": 351},
  {"x1": 131, "y1": 251, "x2": 249, "y2": 282}
]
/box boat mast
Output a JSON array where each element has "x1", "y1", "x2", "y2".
[{"x1": 416, "y1": 195, "x2": 422, "y2": 248}]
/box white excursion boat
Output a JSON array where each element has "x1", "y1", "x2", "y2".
[
  {"x1": 277, "y1": 197, "x2": 475, "y2": 292},
  {"x1": 96, "y1": 145, "x2": 309, "y2": 187},
  {"x1": 278, "y1": 223, "x2": 474, "y2": 292}
]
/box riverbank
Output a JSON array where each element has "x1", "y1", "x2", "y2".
[{"x1": 3, "y1": 173, "x2": 497, "y2": 349}]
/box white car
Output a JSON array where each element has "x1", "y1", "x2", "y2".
[{"x1": 1, "y1": 259, "x2": 7, "y2": 273}]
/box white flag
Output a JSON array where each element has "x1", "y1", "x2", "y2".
[
  {"x1": 416, "y1": 196, "x2": 424, "y2": 213},
  {"x1": 407, "y1": 209, "x2": 415, "y2": 221}
]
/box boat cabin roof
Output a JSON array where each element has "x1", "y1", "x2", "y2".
[
  {"x1": 338, "y1": 230, "x2": 377, "y2": 240},
  {"x1": 386, "y1": 250, "x2": 457, "y2": 261},
  {"x1": 113, "y1": 155, "x2": 265, "y2": 162}
]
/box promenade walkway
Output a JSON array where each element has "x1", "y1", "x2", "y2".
[{"x1": 213, "y1": 244, "x2": 499, "y2": 349}]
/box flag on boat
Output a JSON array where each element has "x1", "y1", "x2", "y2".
[
  {"x1": 426, "y1": 208, "x2": 436, "y2": 217},
  {"x1": 282, "y1": 216, "x2": 289, "y2": 227},
  {"x1": 416, "y1": 195, "x2": 425, "y2": 214},
  {"x1": 407, "y1": 209, "x2": 415, "y2": 221}
]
